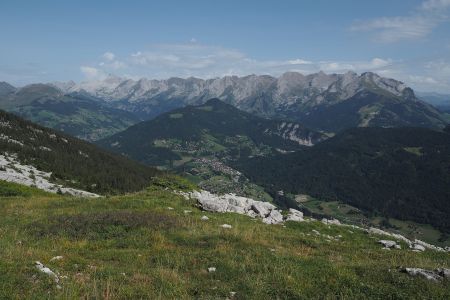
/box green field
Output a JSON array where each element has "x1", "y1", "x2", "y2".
[{"x1": 0, "y1": 179, "x2": 449, "y2": 299}]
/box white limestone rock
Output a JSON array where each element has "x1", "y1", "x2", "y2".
[
  {"x1": 321, "y1": 218, "x2": 341, "y2": 225},
  {"x1": 191, "y1": 190, "x2": 283, "y2": 223},
  {"x1": 285, "y1": 208, "x2": 304, "y2": 222},
  {"x1": 403, "y1": 268, "x2": 442, "y2": 282},
  {"x1": 35, "y1": 261, "x2": 59, "y2": 283},
  {"x1": 0, "y1": 154, "x2": 100, "y2": 198},
  {"x1": 379, "y1": 240, "x2": 397, "y2": 249},
  {"x1": 410, "y1": 243, "x2": 426, "y2": 252},
  {"x1": 50, "y1": 256, "x2": 63, "y2": 262},
  {"x1": 262, "y1": 210, "x2": 284, "y2": 224},
  {"x1": 251, "y1": 202, "x2": 276, "y2": 218}
]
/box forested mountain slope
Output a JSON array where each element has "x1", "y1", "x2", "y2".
[
  {"x1": 236, "y1": 127, "x2": 450, "y2": 233},
  {"x1": 0, "y1": 110, "x2": 158, "y2": 194}
]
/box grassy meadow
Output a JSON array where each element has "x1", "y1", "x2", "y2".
[{"x1": 0, "y1": 179, "x2": 449, "y2": 299}]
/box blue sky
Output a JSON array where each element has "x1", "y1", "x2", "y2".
[{"x1": 1, "y1": 0, "x2": 450, "y2": 92}]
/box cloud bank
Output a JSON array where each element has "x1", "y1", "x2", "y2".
[
  {"x1": 79, "y1": 41, "x2": 450, "y2": 93},
  {"x1": 350, "y1": 0, "x2": 450, "y2": 42}
]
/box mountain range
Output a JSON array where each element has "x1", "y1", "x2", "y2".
[
  {"x1": 0, "y1": 83, "x2": 140, "y2": 141},
  {"x1": 54, "y1": 71, "x2": 447, "y2": 132},
  {"x1": 1, "y1": 72, "x2": 448, "y2": 143}
]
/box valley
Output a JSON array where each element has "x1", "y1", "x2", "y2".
[{"x1": 97, "y1": 98, "x2": 324, "y2": 201}]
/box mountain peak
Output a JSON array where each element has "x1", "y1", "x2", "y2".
[
  {"x1": 17, "y1": 83, "x2": 62, "y2": 97},
  {"x1": 0, "y1": 81, "x2": 17, "y2": 96}
]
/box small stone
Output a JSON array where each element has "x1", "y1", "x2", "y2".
[
  {"x1": 50, "y1": 256, "x2": 63, "y2": 262},
  {"x1": 184, "y1": 210, "x2": 192, "y2": 214},
  {"x1": 221, "y1": 224, "x2": 232, "y2": 229},
  {"x1": 201, "y1": 215, "x2": 209, "y2": 221},
  {"x1": 208, "y1": 267, "x2": 216, "y2": 273},
  {"x1": 167, "y1": 207, "x2": 174, "y2": 210},
  {"x1": 230, "y1": 291, "x2": 237, "y2": 297}
]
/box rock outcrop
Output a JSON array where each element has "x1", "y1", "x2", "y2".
[
  {"x1": 402, "y1": 268, "x2": 450, "y2": 282},
  {"x1": 180, "y1": 189, "x2": 449, "y2": 253},
  {"x1": 189, "y1": 190, "x2": 285, "y2": 224},
  {"x1": 0, "y1": 154, "x2": 100, "y2": 198},
  {"x1": 285, "y1": 208, "x2": 304, "y2": 222}
]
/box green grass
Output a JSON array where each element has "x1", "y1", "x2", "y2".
[
  {"x1": 196, "y1": 105, "x2": 213, "y2": 112},
  {"x1": 0, "y1": 181, "x2": 449, "y2": 299},
  {"x1": 169, "y1": 113, "x2": 184, "y2": 119},
  {"x1": 403, "y1": 147, "x2": 423, "y2": 156},
  {"x1": 0, "y1": 180, "x2": 53, "y2": 197}
]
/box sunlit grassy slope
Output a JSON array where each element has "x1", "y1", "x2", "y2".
[{"x1": 0, "y1": 179, "x2": 449, "y2": 299}]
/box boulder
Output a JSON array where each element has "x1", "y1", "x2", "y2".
[
  {"x1": 199, "y1": 199, "x2": 229, "y2": 213},
  {"x1": 379, "y1": 240, "x2": 397, "y2": 248},
  {"x1": 436, "y1": 268, "x2": 450, "y2": 279},
  {"x1": 227, "y1": 205, "x2": 246, "y2": 214},
  {"x1": 403, "y1": 268, "x2": 442, "y2": 282},
  {"x1": 285, "y1": 208, "x2": 304, "y2": 222},
  {"x1": 251, "y1": 202, "x2": 276, "y2": 218},
  {"x1": 321, "y1": 218, "x2": 341, "y2": 225},
  {"x1": 410, "y1": 243, "x2": 425, "y2": 252},
  {"x1": 262, "y1": 210, "x2": 284, "y2": 224}
]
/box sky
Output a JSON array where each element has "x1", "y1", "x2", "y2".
[{"x1": 1, "y1": 0, "x2": 450, "y2": 92}]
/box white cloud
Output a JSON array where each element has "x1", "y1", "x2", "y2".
[
  {"x1": 102, "y1": 52, "x2": 115, "y2": 61},
  {"x1": 350, "y1": 0, "x2": 450, "y2": 42},
  {"x1": 80, "y1": 66, "x2": 106, "y2": 80},
  {"x1": 83, "y1": 43, "x2": 395, "y2": 80},
  {"x1": 408, "y1": 75, "x2": 438, "y2": 84},
  {"x1": 79, "y1": 42, "x2": 450, "y2": 93},
  {"x1": 287, "y1": 59, "x2": 313, "y2": 65},
  {"x1": 421, "y1": 0, "x2": 450, "y2": 10}
]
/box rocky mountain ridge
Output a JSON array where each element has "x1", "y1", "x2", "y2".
[
  {"x1": 51, "y1": 71, "x2": 447, "y2": 131},
  {"x1": 57, "y1": 71, "x2": 407, "y2": 105}
]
